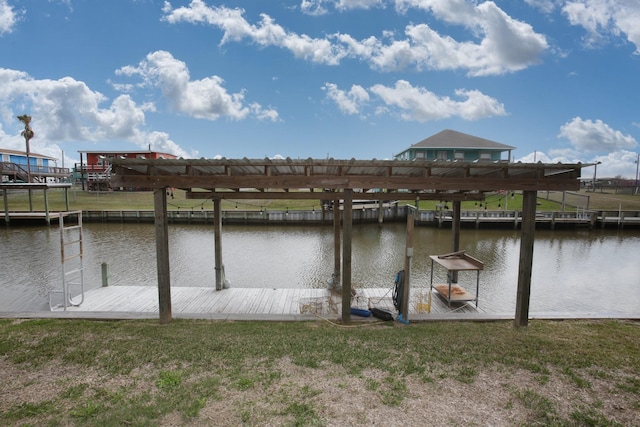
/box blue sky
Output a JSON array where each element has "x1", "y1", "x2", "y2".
[{"x1": 1, "y1": 0, "x2": 639, "y2": 179}]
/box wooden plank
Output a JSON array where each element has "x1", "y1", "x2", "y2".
[{"x1": 154, "y1": 188, "x2": 171, "y2": 323}]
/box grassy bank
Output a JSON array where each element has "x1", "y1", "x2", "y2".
[
  {"x1": 3, "y1": 187, "x2": 639, "y2": 213},
  {"x1": 1, "y1": 318, "x2": 638, "y2": 426}
]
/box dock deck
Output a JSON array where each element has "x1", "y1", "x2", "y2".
[
  {"x1": 32, "y1": 284, "x2": 638, "y2": 322},
  {"x1": 46, "y1": 285, "x2": 490, "y2": 321}
]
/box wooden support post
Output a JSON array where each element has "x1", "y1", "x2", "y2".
[
  {"x1": 64, "y1": 187, "x2": 70, "y2": 211},
  {"x1": 214, "y1": 198, "x2": 224, "y2": 290},
  {"x1": 154, "y1": 188, "x2": 172, "y2": 324},
  {"x1": 101, "y1": 262, "x2": 109, "y2": 287},
  {"x1": 451, "y1": 200, "x2": 461, "y2": 283},
  {"x1": 333, "y1": 198, "x2": 341, "y2": 280},
  {"x1": 44, "y1": 188, "x2": 50, "y2": 225},
  {"x1": 3, "y1": 189, "x2": 9, "y2": 224},
  {"x1": 378, "y1": 199, "x2": 384, "y2": 224},
  {"x1": 515, "y1": 190, "x2": 536, "y2": 328},
  {"x1": 341, "y1": 189, "x2": 352, "y2": 324},
  {"x1": 401, "y1": 209, "x2": 414, "y2": 322}
]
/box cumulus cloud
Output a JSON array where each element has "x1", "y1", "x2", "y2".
[
  {"x1": 562, "y1": 0, "x2": 640, "y2": 52},
  {"x1": 116, "y1": 50, "x2": 279, "y2": 122},
  {"x1": 163, "y1": 0, "x2": 548, "y2": 76},
  {"x1": 0, "y1": 67, "x2": 193, "y2": 158},
  {"x1": 368, "y1": 80, "x2": 506, "y2": 121},
  {"x1": 558, "y1": 117, "x2": 638, "y2": 152},
  {"x1": 322, "y1": 83, "x2": 370, "y2": 115},
  {"x1": 0, "y1": 0, "x2": 19, "y2": 35}
]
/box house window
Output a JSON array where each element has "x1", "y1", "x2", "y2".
[
  {"x1": 479, "y1": 152, "x2": 491, "y2": 161},
  {"x1": 454, "y1": 152, "x2": 464, "y2": 160},
  {"x1": 437, "y1": 151, "x2": 448, "y2": 160},
  {"x1": 415, "y1": 151, "x2": 425, "y2": 159}
]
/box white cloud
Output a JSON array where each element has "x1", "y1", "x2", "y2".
[
  {"x1": 116, "y1": 50, "x2": 279, "y2": 122},
  {"x1": 368, "y1": 80, "x2": 506, "y2": 121},
  {"x1": 163, "y1": 0, "x2": 548, "y2": 76},
  {"x1": 0, "y1": 67, "x2": 194, "y2": 158},
  {"x1": 558, "y1": 117, "x2": 638, "y2": 152},
  {"x1": 0, "y1": 0, "x2": 19, "y2": 35},
  {"x1": 562, "y1": 0, "x2": 640, "y2": 52},
  {"x1": 322, "y1": 83, "x2": 370, "y2": 115},
  {"x1": 523, "y1": 0, "x2": 561, "y2": 14}
]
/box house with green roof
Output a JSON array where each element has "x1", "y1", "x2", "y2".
[{"x1": 394, "y1": 129, "x2": 515, "y2": 162}]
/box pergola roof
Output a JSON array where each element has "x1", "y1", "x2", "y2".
[{"x1": 110, "y1": 157, "x2": 585, "y2": 199}]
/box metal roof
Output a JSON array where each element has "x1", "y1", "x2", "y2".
[{"x1": 110, "y1": 157, "x2": 586, "y2": 201}]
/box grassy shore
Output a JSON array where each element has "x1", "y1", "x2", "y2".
[
  {"x1": 3, "y1": 187, "x2": 640, "y2": 212},
  {"x1": 1, "y1": 318, "x2": 639, "y2": 426}
]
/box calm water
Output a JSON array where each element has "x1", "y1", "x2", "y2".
[{"x1": 1, "y1": 222, "x2": 639, "y2": 314}]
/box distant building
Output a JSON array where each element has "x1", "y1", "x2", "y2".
[
  {"x1": 76, "y1": 150, "x2": 178, "y2": 191},
  {"x1": 394, "y1": 129, "x2": 515, "y2": 162},
  {"x1": 1, "y1": 148, "x2": 70, "y2": 183}
]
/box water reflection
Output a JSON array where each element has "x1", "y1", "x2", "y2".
[{"x1": 1, "y1": 222, "x2": 638, "y2": 313}]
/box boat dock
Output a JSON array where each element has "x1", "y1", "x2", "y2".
[{"x1": 0, "y1": 284, "x2": 622, "y2": 322}]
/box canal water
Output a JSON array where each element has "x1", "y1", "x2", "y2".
[{"x1": 1, "y1": 222, "x2": 639, "y2": 314}]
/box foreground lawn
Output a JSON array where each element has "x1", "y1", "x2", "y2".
[{"x1": 1, "y1": 319, "x2": 638, "y2": 426}]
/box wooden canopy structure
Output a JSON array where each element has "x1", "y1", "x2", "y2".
[{"x1": 110, "y1": 157, "x2": 586, "y2": 326}]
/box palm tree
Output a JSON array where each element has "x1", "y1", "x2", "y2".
[{"x1": 17, "y1": 114, "x2": 34, "y2": 183}]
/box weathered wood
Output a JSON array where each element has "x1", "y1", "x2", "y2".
[
  {"x1": 154, "y1": 188, "x2": 172, "y2": 324},
  {"x1": 186, "y1": 190, "x2": 485, "y2": 201},
  {"x1": 333, "y1": 197, "x2": 341, "y2": 279},
  {"x1": 213, "y1": 198, "x2": 224, "y2": 290},
  {"x1": 451, "y1": 200, "x2": 461, "y2": 283},
  {"x1": 401, "y1": 210, "x2": 414, "y2": 321},
  {"x1": 515, "y1": 190, "x2": 536, "y2": 327},
  {"x1": 113, "y1": 174, "x2": 580, "y2": 192},
  {"x1": 342, "y1": 189, "x2": 352, "y2": 324}
]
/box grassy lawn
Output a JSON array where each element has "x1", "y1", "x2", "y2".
[
  {"x1": 3, "y1": 187, "x2": 639, "y2": 212},
  {"x1": 1, "y1": 318, "x2": 639, "y2": 426}
]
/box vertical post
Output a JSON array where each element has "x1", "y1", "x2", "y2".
[
  {"x1": 214, "y1": 198, "x2": 224, "y2": 290},
  {"x1": 378, "y1": 199, "x2": 384, "y2": 224},
  {"x1": 154, "y1": 188, "x2": 172, "y2": 324},
  {"x1": 514, "y1": 191, "x2": 536, "y2": 327},
  {"x1": 401, "y1": 209, "x2": 414, "y2": 322},
  {"x1": 3, "y1": 189, "x2": 9, "y2": 224},
  {"x1": 44, "y1": 188, "x2": 50, "y2": 225},
  {"x1": 101, "y1": 262, "x2": 109, "y2": 287},
  {"x1": 451, "y1": 200, "x2": 461, "y2": 283},
  {"x1": 64, "y1": 187, "x2": 70, "y2": 211},
  {"x1": 333, "y1": 197, "x2": 341, "y2": 280},
  {"x1": 341, "y1": 189, "x2": 352, "y2": 324}
]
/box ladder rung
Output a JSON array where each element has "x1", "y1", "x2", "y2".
[
  {"x1": 63, "y1": 225, "x2": 82, "y2": 231},
  {"x1": 66, "y1": 282, "x2": 82, "y2": 286},
  {"x1": 63, "y1": 254, "x2": 82, "y2": 262},
  {"x1": 64, "y1": 268, "x2": 83, "y2": 276},
  {"x1": 63, "y1": 239, "x2": 82, "y2": 245}
]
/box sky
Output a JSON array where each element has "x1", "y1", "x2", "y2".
[{"x1": 1, "y1": 0, "x2": 639, "y2": 179}]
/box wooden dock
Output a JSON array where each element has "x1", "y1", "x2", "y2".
[{"x1": 48, "y1": 285, "x2": 484, "y2": 320}]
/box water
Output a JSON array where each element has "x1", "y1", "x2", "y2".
[{"x1": 1, "y1": 222, "x2": 639, "y2": 314}]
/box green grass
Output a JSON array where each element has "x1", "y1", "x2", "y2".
[{"x1": 1, "y1": 319, "x2": 639, "y2": 426}]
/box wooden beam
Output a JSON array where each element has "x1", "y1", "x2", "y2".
[
  {"x1": 401, "y1": 210, "x2": 414, "y2": 322},
  {"x1": 451, "y1": 200, "x2": 461, "y2": 283},
  {"x1": 515, "y1": 190, "x2": 537, "y2": 328},
  {"x1": 186, "y1": 190, "x2": 485, "y2": 201},
  {"x1": 333, "y1": 197, "x2": 341, "y2": 279},
  {"x1": 342, "y1": 189, "x2": 352, "y2": 324},
  {"x1": 154, "y1": 188, "x2": 172, "y2": 324},
  {"x1": 111, "y1": 174, "x2": 580, "y2": 192},
  {"x1": 213, "y1": 198, "x2": 224, "y2": 291}
]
